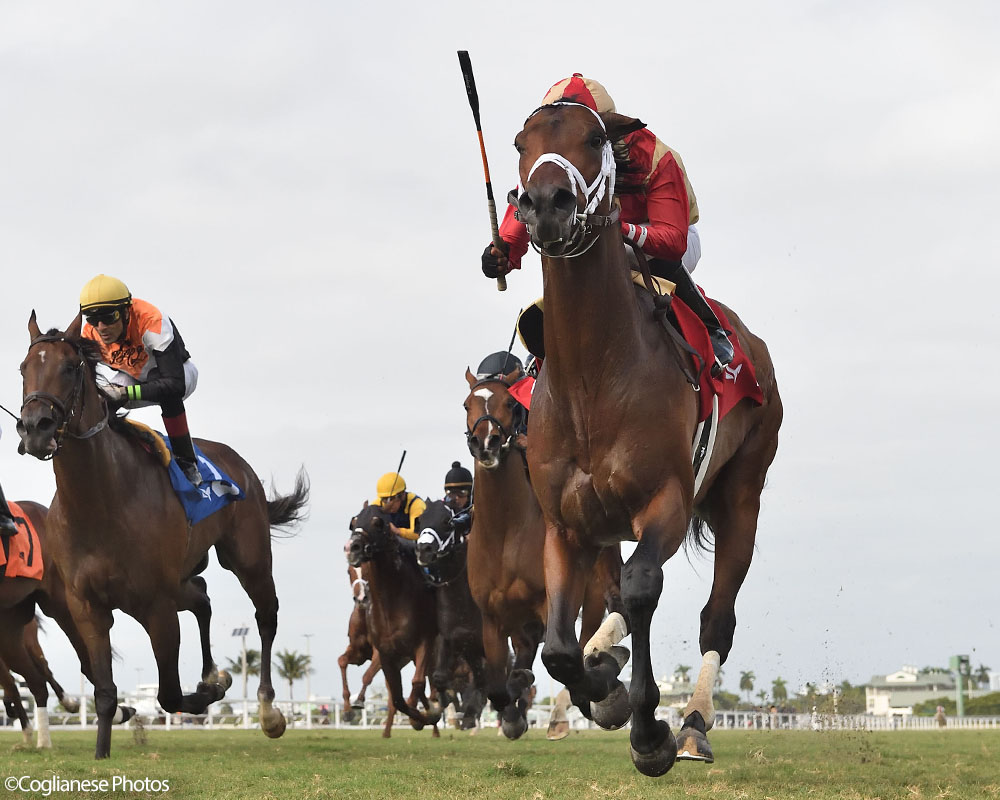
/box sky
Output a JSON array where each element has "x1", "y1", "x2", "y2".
[{"x1": 1, "y1": 0, "x2": 998, "y2": 710}]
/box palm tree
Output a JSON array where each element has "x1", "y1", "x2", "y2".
[
  {"x1": 739, "y1": 671, "x2": 755, "y2": 705},
  {"x1": 675, "y1": 664, "x2": 692, "y2": 683},
  {"x1": 772, "y1": 677, "x2": 788, "y2": 704},
  {"x1": 274, "y1": 649, "x2": 312, "y2": 702},
  {"x1": 225, "y1": 649, "x2": 261, "y2": 678},
  {"x1": 974, "y1": 664, "x2": 992, "y2": 689},
  {"x1": 756, "y1": 689, "x2": 768, "y2": 706}
]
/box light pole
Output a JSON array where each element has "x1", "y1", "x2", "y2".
[
  {"x1": 233, "y1": 626, "x2": 250, "y2": 729},
  {"x1": 304, "y1": 633, "x2": 313, "y2": 729}
]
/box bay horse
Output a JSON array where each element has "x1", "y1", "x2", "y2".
[
  {"x1": 337, "y1": 560, "x2": 382, "y2": 721},
  {"x1": 463, "y1": 365, "x2": 625, "y2": 738},
  {"x1": 347, "y1": 504, "x2": 442, "y2": 737},
  {"x1": 17, "y1": 314, "x2": 309, "y2": 759},
  {"x1": 508, "y1": 102, "x2": 782, "y2": 776},
  {"x1": 414, "y1": 500, "x2": 488, "y2": 728},
  {"x1": 0, "y1": 616, "x2": 80, "y2": 745}
]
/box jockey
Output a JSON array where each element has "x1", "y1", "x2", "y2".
[
  {"x1": 79, "y1": 274, "x2": 204, "y2": 486},
  {"x1": 482, "y1": 73, "x2": 734, "y2": 370},
  {"x1": 443, "y1": 461, "x2": 473, "y2": 512},
  {"x1": 0, "y1": 426, "x2": 18, "y2": 537},
  {"x1": 372, "y1": 471, "x2": 426, "y2": 542}
]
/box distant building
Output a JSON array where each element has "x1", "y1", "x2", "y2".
[
  {"x1": 865, "y1": 665, "x2": 989, "y2": 716},
  {"x1": 990, "y1": 672, "x2": 1000, "y2": 692}
]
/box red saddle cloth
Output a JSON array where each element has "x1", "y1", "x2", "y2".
[
  {"x1": 1, "y1": 502, "x2": 44, "y2": 581},
  {"x1": 671, "y1": 294, "x2": 764, "y2": 423},
  {"x1": 508, "y1": 293, "x2": 763, "y2": 424}
]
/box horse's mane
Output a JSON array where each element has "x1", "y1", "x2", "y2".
[{"x1": 45, "y1": 329, "x2": 103, "y2": 379}]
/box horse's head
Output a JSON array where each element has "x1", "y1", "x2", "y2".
[
  {"x1": 415, "y1": 500, "x2": 471, "y2": 571},
  {"x1": 17, "y1": 312, "x2": 107, "y2": 460},
  {"x1": 512, "y1": 103, "x2": 644, "y2": 257},
  {"x1": 464, "y1": 366, "x2": 525, "y2": 469},
  {"x1": 346, "y1": 504, "x2": 395, "y2": 567}
]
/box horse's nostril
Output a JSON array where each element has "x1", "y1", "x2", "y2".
[
  {"x1": 554, "y1": 188, "x2": 577, "y2": 215},
  {"x1": 518, "y1": 192, "x2": 534, "y2": 211}
]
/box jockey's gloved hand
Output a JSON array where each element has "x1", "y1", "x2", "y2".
[
  {"x1": 481, "y1": 241, "x2": 509, "y2": 279},
  {"x1": 101, "y1": 385, "x2": 128, "y2": 403}
]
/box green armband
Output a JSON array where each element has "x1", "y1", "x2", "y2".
[{"x1": 126, "y1": 385, "x2": 142, "y2": 402}]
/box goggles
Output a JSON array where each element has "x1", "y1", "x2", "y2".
[
  {"x1": 445, "y1": 488, "x2": 471, "y2": 498},
  {"x1": 85, "y1": 308, "x2": 123, "y2": 327}
]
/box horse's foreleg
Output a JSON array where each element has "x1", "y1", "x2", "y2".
[
  {"x1": 338, "y1": 651, "x2": 354, "y2": 718},
  {"x1": 410, "y1": 640, "x2": 441, "y2": 727},
  {"x1": 177, "y1": 576, "x2": 229, "y2": 691},
  {"x1": 481, "y1": 616, "x2": 519, "y2": 736},
  {"x1": 540, "y1": 528, "x2": 619, "y2": 712},
  {"x1": 66, "y1": 599, "x2": 129, "y2": 759},
  {"x1": 382, "y1": 660, "x2": 430, "y2": 732},
  {"x1": 357, "y1": 652, "x2": 381, "y2": 705},
  {"x1": 143, "y1": 602, "x2": 220, "y2": 716},
  {"x1": 623, "y1": 481, "x2": 689, "y2": 777}
]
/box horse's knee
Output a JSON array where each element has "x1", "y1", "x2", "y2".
[
  {"x1": 157, "y1": 688, "x2": 183, "y2": 713},
  {"x1": 699, "y1": 603, "x2": 736, "y2": 661},
  {"x1": 94, "y1": 687, "x2": 118, "y2": 718},
  {"x1": 621, "y1": 557, "x2": 663, "y2": 609}
]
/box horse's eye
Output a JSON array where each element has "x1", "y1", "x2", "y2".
[
  {"x1": 513, "y1": 142, "x2": 525, "y2": 155},
  {"x1": 590, "y1": 134, "x2": 606, "y2": 149},
  {"x1": 506, "y1": 398, "x2": 517, "y2": 409}
]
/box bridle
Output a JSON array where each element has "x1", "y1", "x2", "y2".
[
  {"x1": 508, "y1": 101, "x2": 621, "y2": 258},
  {"x1": 417, "y1": 509, "x2": 471, "y2": 587},
  {"x1": 348, "y1": 511, "x2": 397, "y2": 566},
  {"x1": 465, "y1": 376, "x2": 527, "y2": 458},
  {"x1": 18, "y1": 333, "x2": 109, "y2": 459}
]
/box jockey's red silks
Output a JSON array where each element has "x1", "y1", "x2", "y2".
[
  {"x1": 1, "y1": 501, "x2": 44, "y2": 581},
  {"x1": 162, "y1": 412, "x2": 190, "y2": 438},
  {"x1": 509, "y1": 376, "x2": 535, "y2": 410}
]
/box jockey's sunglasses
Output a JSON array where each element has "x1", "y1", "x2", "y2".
[
  {"x1": 85, "y1": 308, "x2": 122, "y2": 326},
  {"x1": 446, "y1": 488, "x2": 471, "y2": 498}
]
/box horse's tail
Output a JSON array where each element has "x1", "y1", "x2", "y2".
[
  {"x1": 686, "y1": 515, "x2": 715, "y2": 555},
  {"x1": 267, "y1": 468, "x2": 310, "y2": 537}
]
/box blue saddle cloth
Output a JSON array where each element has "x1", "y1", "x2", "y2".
[{"x1": 158, "y1": 434, "x2": 245, "y2": 525}]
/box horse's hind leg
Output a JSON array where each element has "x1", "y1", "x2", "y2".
[
  {"x1": 24, "y1": 620, "x2": 80, "y2": 714},
  {"x1": 214, "y1": 533, "x2": 285, "y2": 738},
  {"x1": 677, "y1": 436, "x2": 778, "y2": 763},
  {"x1": 356, "y1": 652, "x2": 381, "y2": 705},
  {"x1": 0, "y1": 626, "x2": 52, "y2": 748}
]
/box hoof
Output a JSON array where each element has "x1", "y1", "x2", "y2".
[
  {"x1": 501, "y1": 714, "x2": 528, "y2": 740},
  {"x1": 546, "y1": 721, "x2": 570, "y2": 741},
  {"x1": 424, "y1": 702, "x2": 443, "y2": 727},
  {"x1": 630, "y1": 720, "x2": 677, "y2": 778},
  {"x1": 508, "y1": 668, "x2": 535, "y2": 695},
  {"x1": 215, "y1": 669, "x2": 234, "y2": 692},
  {"x1": 590, "y1": 681, "x2": 632, "y2": 730},
  {"x1": 342, "y1": 708, "x2": 356, "y2": 723},
  {"x1": 261, "y1": 710, "x2": 286, "y2": 739},
  {"x1": 408, "y1": 716, "x2": 425, "y2": 731},
  {"x1": 198, "y1": 681, "x2": 226, "y2": 703},
  {"x1": 675, "y1": 725, "x2": 714, "y2": 763},
  {"x1": 61, "y1": 697, "x2": 81, "y2": 714}
]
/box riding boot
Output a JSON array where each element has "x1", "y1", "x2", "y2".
[
  {"x1": 162, "y1": 410, "x2": 203, "y2": 487},
  {"x1": 0, "y1": 482, "x2": 19, "y2": 537},
  {"x1": 662, "y1": 263, "x2": 734, "y2": 375}
]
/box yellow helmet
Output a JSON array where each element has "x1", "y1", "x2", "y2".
[
  {"x1": 80, "y1": 274, "x2": 132, "y2": 313},
  {"x1": 376, "y1": 472, "x2": 406, "y2": 498}
]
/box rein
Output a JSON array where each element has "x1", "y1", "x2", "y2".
[
  {"x1": 466, "y1": 376, "x2": 527, "y2": 454},
  {"x1": 19, "y1": 333, "x2": 109, "y2": 458}
]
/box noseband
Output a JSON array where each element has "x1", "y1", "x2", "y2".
[
  {"x1": 18, "y1": 333, "x2": 108, "y2": 459},
  {"x1": 466, "y1": 377, "x2": 527, "y2": 457},
  {"x1": 509, "y1": 101, "x2": 621, "y2": 258},
  {"x1": 417, "y1": 510, "x2": 470, "y2": 587}
]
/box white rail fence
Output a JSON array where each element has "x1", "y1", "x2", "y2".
[{"x1": 2, "y1": 698, "x2": 998, "y2": 733}]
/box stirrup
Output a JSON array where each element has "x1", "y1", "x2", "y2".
[
  {"x1": 0, "y1": 516, "x2": 18, "y2": 537},
  {"x1": 709, "y1": 330, "x2": 734, "y2": 377},
  {"x1": 178, "y1": 459, "x2": 203, "y2": 487}
]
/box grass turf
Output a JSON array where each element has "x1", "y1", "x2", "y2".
[{"x1": 1, "y1": 727, "x2": 998, "y2": 799}]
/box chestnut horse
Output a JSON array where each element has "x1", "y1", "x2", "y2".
[
  {"x1": 347, "y1": 504, "x2": 441, "y2": 737},
  {"x1": 463, "y1": 365, "x2": 625, "y2": 738},
  {"x1": 508, "y1": 103, "x2": 782, "y2": 776},
  {"x1": 337, "y1": 561, "x2": 382, "y2": 721},
  {"x1": 0, "y1": 616, "x2": 80, "y2": 745},
  {"x1": 415, "y1": 500, "x2": 488, "y2": 728},
  {"x1": 17, "y1": 314, "x2": 309, "y2": 759}
]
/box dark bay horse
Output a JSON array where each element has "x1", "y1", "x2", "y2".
[
  {"x1": 508, "y1": 103, "x2": 782, "y2": 776},
  {"x1": 337, "y1": 561, "x2": 382, "y2": 721},
  {"x1": 414, "y1": 500, "x2": 488, "y2": 728},
  {"x1": 463, "y1": 366, "x2": 625, "y2": 738},
  {"x1": 17, "y1": 314, "x2": 309, "y2": 759},
  {"x1": 347, "y1": 504, "x2": 441, "y2": 737},
  {"x1": 0, "y1": 616, "x2": 80, "y2": 746}
]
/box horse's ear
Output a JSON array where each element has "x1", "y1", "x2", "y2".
[
  {"x1": 503, "y1": 367, "x2": 522, "y2": 386},
  {"x1": 466, "y1": 367, "x2": 477, "y2": 388},
  {"x1": 65, "y1": 313, "x2": 83, "y2": 340},
  {"x1": 602, "y1": 112, "x2": 646, "y2": 142},
  {"x1": 28, "y1": 310, "x2": 41, "y2": 341}
]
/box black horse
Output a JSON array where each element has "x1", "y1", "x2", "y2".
[{"x1": 415, "y1": 500, "x2": 488, "y2": 729}]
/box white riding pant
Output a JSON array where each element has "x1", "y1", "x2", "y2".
[
  {"x1": 95, "y1": 360, "x2": 199, "y2": 409},
  {"x1": 624, "y1": 223, "x2": 702, "y2": 273}
]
